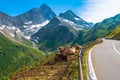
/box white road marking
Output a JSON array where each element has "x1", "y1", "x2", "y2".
[
  {"x1": 112, "y1": 42, "x2": 120, "y2": 55},
  {"x1": 88, "y1": 46, "x2": 97, "y2": 80}
]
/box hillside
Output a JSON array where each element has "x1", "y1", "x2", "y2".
[
  {"x1": 0, "y1": 33, "x2": 45, "y2": 79},
  {"x1": 10, "y1": 45, "x2": 81, "y2": 80},
  {"x1": 106, "y1": 26, "x2": 120, "y2": 40},
  {"x1": 31, "y1": 17, "x2": 77, "y2": 51},
  {"x1": 31, "y1": 10, "x2": 92, "y2": 52},
  {"x1": 76, "y1": 14, "x2": 120, "y2": 45},
  {"x1": 93, "y1": 14, "x2": 120, "y2": 38},
  {"x1": 32, "y1": 12, "x2": 120, "y2": 52}
]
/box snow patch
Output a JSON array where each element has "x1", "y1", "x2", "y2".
[
  {"x1": 63, "y1": 19, "x2": 74, "y2": 25},
  {"x1": 9, "y1": 33, "x2": 15, "y2": 37},
  {"x1": 73, "y1": 26, "x2": 83, "y2": 30},
  {"x1": 24, "y1": 21, "x2": 33, "y2": 24},
  {"x1": 35, "y1": 39, "x2": 38, "y2": 44},
  {"x1": 26, "y1": 20, "x2": 49, "y2": 30},
  {"x1": 74, "y1": 17, "x2": 80, "y2": 20},
  {"x1": 7, "y1": 26, "x2": 17, "y2": 30},
  {"x1": 24, "y1": 25, "x2": 28, "y2": 28},
  {"x1": 16, "y1": 29, "x2": 21, "y2": 33},
  {"x1": 24, "y1": 36, "x2": 30, "y2": 40},
  {"x1": 33, "y1": 20, "x2": 49, "y2": 27},
  {"x1": 0, "y1": 25, "x2": 23, "y2": 37},
  {"x1": 0, "y1": 25, "x2": 5, "y2": 30}
]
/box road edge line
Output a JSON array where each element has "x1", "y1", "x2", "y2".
[
  {"x1": 88, "y1": 46, "x2": 97, "y2": 80},
  {"x1": 112, "y1": 42, "x2": 120, "y2": 55}
]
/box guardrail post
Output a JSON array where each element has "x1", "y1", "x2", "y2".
[{"x1": 78, "y1": 48, "x2": 84, "y2": 80}]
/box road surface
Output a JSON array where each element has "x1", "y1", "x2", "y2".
[{"x1": 91, "y1": 39, "x2": 120, "y2": 80}]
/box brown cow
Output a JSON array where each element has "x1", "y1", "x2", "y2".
[
  {"x1": 54, "y1": 53, "x2": 68, "y2": 62},
  {"x1": 54, "y1": 47, "x2": 67, "y2": 62},
  {"x1": 75, "y1": 44, "x2": 82, "y2": 50},
  {"x1": 54, "y1": 45, "x2": 82, "y2": 62},
  {"x1": 58, "y1": 47, "x2": 65, "y2": 54}
]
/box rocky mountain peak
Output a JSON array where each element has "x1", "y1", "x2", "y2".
[
  {"x1": 40, "y1": 3, "x2": 49, "y2": 9},
  {"x1": 15, "y1": 3, "x2": 56, "y2": 24},
  {"x1": 59, "y1": 10, "x2": 80, "y2": 20}
]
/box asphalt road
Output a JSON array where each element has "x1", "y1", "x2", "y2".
[{"x1": 91, "y1": 39, "x2": 120, "y2": 80}]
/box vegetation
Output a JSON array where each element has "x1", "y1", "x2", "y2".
[
  {"x1": 106, "y1": 26, "x2": 120, "y2": 39},
  {"x1": 0, "y1": 33, "x2": 45, "y2": 79},
  {"x1": 19, "y1": 37, "x2": 33, "y2": 47},
  {"x1": 10, "y1": 45, "x2": 80, "y2": 80},
  {"x1": 73, "y1": 14, "x2": 120, "y2": 47},
  {"x1": 67, "y1": 60, "x2": 78, "y2": 80},
  {"x1": 31, "y1": 13, "x2": 120, "y2": 52},
  {"x1": 82, "y1": 39, "x2": 103, "y2": 80},
  {"x1": 33, "y1": 24, "x2": 76, "y2": 51},
  {"x1": 93, "y1": 14, "x2": 120, "y2": 38}
]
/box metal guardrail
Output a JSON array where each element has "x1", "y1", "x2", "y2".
[
  {"x1": 78, "y1": 44, "x2": 85, "y2": 80},
  {"x1": 78, "y1": 39, "x2": 103, "y2": 80},
  {"x1": 78, "y1": 40, "x2": 92, "y2": 80}
]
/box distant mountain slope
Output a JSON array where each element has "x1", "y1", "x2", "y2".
[
  {"x1": 71, "y1": 29, "x2": 96, "y2": 45},
  {"x1": 31, "y1": 10, "x2": 93, "y2": 51},
  {"x1": 0, "y1": 33, "x2": 45, "y2": 79},
  {"x1": 14, "y1": 3, "x2": 56, "y2": 37},
  {"x1": 93, "y1": 14, "x2": 120, "y2": 38},
  {"x1": 106, "y1": 26, "x2": 120, "y2": 40},
  {"x1": 0, "y1": 11, "x2": 19, "y2": 27},
  {"x1": 59, "y1": 10, "x2": 92, "y2": 29},
  {"x1": 31, "y1": 17, "x2": 76, "y2": 51},
  {"x1": 15, "y1": 3, "x2": 56, "y2": 24},
  {"x1": 79, "y1": 14, "x2": 120, "y2": 44},
  {"x1": 0, "y1": 4, "x2": 56, "y2": 39}
]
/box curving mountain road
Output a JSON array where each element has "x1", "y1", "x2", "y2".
[{"x1": 90, "y1": 39, "x2": 120, "y2": 80}]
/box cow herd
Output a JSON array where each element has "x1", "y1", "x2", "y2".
[{"x1": 54, "y1": 44, "x2": 82, "y2": 62}]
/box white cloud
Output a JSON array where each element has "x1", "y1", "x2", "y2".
[{"x1": 77, "y1": 0, "x2": 120, "y2": 23}]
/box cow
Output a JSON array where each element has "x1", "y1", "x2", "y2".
[
  {"x1": 54, "y1": 53, "x2": 68, "y2": 62},
  {"x1": 54, "y1": 45, "x2": 82, "y2": 62},
  {"x1": 75, "y1": 44, "x2": 82, "y2": 50}
]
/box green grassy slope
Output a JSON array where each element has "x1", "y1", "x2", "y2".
[
  {"x1": 0, "y1": 33, "x2": 45, "y2": 79},
  {"x1": 78, "y1": 14, "x2": 120, "y2": 44},
  {"x1": 106, "y1": 26, "x2": 120, "y2": 39},
  {"x1": 93, "y1": 14, "x2": 120, "y2": 38}
]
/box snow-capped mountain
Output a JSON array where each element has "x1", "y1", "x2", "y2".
[
  {"x1": 15, "y1": 3, "x2": 56, "y2": 24},
  {"x1": 59, "y1": 10, "x2": 92, "y2": 29},
  {"x1": 0, "y1": 4, "x2": 56, "y2": 39},
  {"x1": 31, "y1": 10, "x2": 93, "y2": 51},
  {"x1": 0, "y1": 3, "x2": 93, "y2": 47},
  {"x1": 15, "y1": 3, "x2": 56, "y2": 37},
  {"x1": 0, "y1": 3, "x2": 96, "y2": 51},
  {"x1": 31, "y1": 17, "x2": 76, "y2": 51}
]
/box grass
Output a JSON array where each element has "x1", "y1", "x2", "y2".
[
  {"x1": 10, "y1": 46, "x2": 80, "y2": 80},
  {"x1": 45, "y1": 49, "x2": 79, "y2": 80},
  {"x1": 82, "y1": 39, "x2": 103, "y2": 80},
  {"x1": 0, "y1": 33, "x2": 45, "y2": 80},
  {"x1": 67, "y1": 60, "x2": 78, "y2": 80},
  {"x1": 106, "y1": 26, "x2": 120, "y2": 39},
  {"x1": 20, "y1": 37, "x2": 33, "y2": 47}
]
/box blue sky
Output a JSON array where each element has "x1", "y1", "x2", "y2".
[
  {"x1": 0, "y1": 0, "x2": 120, "y2": 23},
  {"x1": 0, "y1": 0, "x2": 85, "y2": 16}
]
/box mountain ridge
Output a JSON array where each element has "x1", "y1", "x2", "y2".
[
  {"x1": 31, "y1": 9, "x2": 93, "y2": 51},
  {"x1": 15, "y1": 3, "x2": 56, "y2": 24}
]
